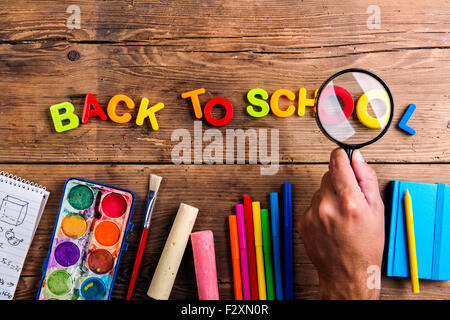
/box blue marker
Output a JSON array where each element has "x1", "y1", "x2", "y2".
[
  {"x1": 269, "y1": 192, "x2": 283, "y2": 300},
  {"x1": 283, "y1": 183, "x2": 293, "y2": 300}
]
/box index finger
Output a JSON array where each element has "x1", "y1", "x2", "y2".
[{"x1": 329, "y1": 148, "x2": 361, "y2": 199}]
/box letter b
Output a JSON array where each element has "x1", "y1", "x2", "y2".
[{"x1": 50, "y1": 102, "x2": 80, "y2": 133}]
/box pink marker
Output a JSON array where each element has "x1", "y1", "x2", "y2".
[
  {"x1": 191, "y1": 230, "x2": 219, "y2": 300},
  {"x1": 236, "y1": 204, "x2": 251, "y2": 300}
]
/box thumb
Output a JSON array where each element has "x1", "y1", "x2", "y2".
[{"x1": 351, "y1": 149, "x2": 382, "y2": 207}]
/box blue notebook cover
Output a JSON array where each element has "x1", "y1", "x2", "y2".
[{"x1": 386, "y1": 180, "x2": 450, "y2": 280}]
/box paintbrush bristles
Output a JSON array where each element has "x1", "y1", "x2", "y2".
[{"x1": 149, "y1": 174, "x2": 163, "y2": 192}]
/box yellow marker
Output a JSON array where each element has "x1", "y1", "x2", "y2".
[
  {"x1": 85, "y1": 282, "x2": 94, "y2": 291},
  {"x1": 252, "y1": 201, "x2": 266, "y2": 300},
  {"x1": 404, "y1": 189, "x2": 420, "y2": 293}
]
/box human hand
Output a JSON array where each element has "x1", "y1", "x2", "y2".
[{"x1": 298, "y1": 148, "x2": 385, "y2": 299}]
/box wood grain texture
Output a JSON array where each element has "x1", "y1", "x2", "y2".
[
  {"x1": 0, "y1": 1, "x2": 450, "y2": 162},
  {"x1": 0, "y1": 164, "x2": 448, "y2": 300},
  {"x1": 1, "y1": 0, "x2": 450, "y2": 300}
]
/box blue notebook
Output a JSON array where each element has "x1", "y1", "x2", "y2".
[{"x1": 386, "y1": 180, "x2": 450, "y2": 280}]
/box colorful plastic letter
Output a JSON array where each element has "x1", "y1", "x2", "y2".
[
  {"x1": 298, "y1": 88, "x2": 318, "y2": 117},
  {"x1": 317, "y1": 86, "x2": 354, "y2": 125},
  {"x1": 136, "y1": 97, "x2": 165, "y2": 130},
  {"x1": 50, "y1": 102, "x2": 80, "y2": 133},
  {"x1": 270, "y1": 89, "x2": 296, "y2": 118},
  {"x1": 356, "y1": 89, "x2": 391, "y2": 129},
  {"x1": 246, "y1": 88, "x2": 270, "y2": 118},
  {"x1": 398, "y1": 104, "x2": 416, "y2": 135},
  {"x1": 82, "y1": 93, "x2": 107, "y2": 124},
  {"x1": 107, "y1": 94, "x2": 135, "y2": 124},
  {"x1": 203, "y1": 97, "x2": 233, "y2": 127},
  {"x1": 181, "y1": 88, "x2": 206, "y2": 119}
]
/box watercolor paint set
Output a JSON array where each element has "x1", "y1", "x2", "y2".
[{"x1": 37, "y1": 178, "x2": 135, "y2": 300}]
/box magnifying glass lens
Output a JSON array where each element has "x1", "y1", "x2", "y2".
[{"x1": 316, "y1": 70, "x2": 393, "y2": 151}]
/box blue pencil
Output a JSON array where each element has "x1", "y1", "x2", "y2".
[
  {"x1": 283, "y1": 183, "x2": 293, "y2": 300},
  {"x1": 269, "y1": 192, "x2": 283, "y2": 300}
]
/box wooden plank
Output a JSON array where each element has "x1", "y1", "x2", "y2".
[
  {"x1": 0, "y1": 41, "x2": 450, "y2": 162},
  {"x1": 1, "y1": 1, "x2": 450, "y2": 45},
  {"x1": 0, "y1": 163, "x2": 448, "y2": 299},
  {"x1": 2, "y1": 0, "x2": 450, "y2": 302},
  {"x1": 1, "y1": 0, "x2": 449, "y2": 163}
]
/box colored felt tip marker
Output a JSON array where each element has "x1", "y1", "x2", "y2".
[
  {"x1": 261, "y1": 208, "x2": 275, "y2": 300},
  {"x1": 404, "y1": 189, "x2": 420, "y2": 293},
  {"x1": 270, "y1": 192, "x2": 283, "y2": 300},
  {"x1": 228, "y1": 215, "x2": 243, "y2": 300},
  {"x1": 236, "y1": 204, "x2": 251, "y2": 300},
  {"x1": 243, "y1": 196, "x2": 259, "y2": 300},
  {"x1": 252, "y1": 201, "x2": 266, "y2": 300},
  {"x1": 283, "y1": 183, "x2": 294, "y2": 300}
]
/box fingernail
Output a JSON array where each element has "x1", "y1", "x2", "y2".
[{"x1": 353, "y1": 149, "x2": 365, "y2": 162}]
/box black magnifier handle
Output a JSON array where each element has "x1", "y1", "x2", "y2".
[{"x1": 344, "y1": 148, "x2": 353, "y2": 163}]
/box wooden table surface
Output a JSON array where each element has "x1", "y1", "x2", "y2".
[{"x1": 1, "y1": 0, "x2": 450, "y2": 300}]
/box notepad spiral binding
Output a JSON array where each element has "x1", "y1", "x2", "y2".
[{"x1": 0, "y1": 171, "x2": 47, "y2": 194}]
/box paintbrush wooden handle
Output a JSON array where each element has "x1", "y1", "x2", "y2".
[{"x1": 126, "y1": 227, "x2": 149, "y2": 300}]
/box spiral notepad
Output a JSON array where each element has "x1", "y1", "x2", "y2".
[{"x1": 0, "y1": 172, "x2": 49, "y2": 299}]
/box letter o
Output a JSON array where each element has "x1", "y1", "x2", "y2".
[
  {"x1": 356, "y1": 89, "x2": 391, "y2": 129},
  {"x1": 203, "y1": 97, "x2": 233, "y2": 127},
  {"x1": 317, "y1": 86, "x2": 354, "y2": 125}
]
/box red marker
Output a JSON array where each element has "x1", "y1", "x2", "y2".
[{"x1": 243, "y1": 196, "x2": 259, "y2": 300}]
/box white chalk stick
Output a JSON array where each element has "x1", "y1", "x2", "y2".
[{"x1": 147, "y1": 203, "x2": 198, "y2": 300}]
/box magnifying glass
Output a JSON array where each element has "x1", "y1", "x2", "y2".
[{"x1": 315, "y1": 68, "x2": 394, "y2": 160}]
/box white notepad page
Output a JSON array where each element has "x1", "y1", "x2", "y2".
[{"x1": 0, "y1": 172, "x2": 49, "y2": 300}]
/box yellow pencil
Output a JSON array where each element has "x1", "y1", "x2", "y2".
[
  {"x1": 404, "y1": 189, "x2": 420, "y2": 293},
  {"x1": 252, "y1": 201, "x2": 266, "y2": 300}
]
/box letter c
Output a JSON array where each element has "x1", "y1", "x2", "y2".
[
  {"x1": 270, "y1": 89, "x2": 296, "y2": 118},
  {"x1": 107, "y1": 94, "x2": 135, "y2": 124}
]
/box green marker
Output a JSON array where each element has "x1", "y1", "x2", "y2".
[{"x1": 261, "y1": 209, "x2": 275, "y2": 300}]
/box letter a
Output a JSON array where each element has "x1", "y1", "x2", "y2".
[{"x1": 82, "y1": 93, "x2": 107, "y2": 124}]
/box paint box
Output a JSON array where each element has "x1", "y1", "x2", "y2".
[{"x1": 37, "y1": 178, "x2": 135, "y2": 300}]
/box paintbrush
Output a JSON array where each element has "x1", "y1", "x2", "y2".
[{"x1": 126, "y1": 174, "x2": 162, "y2": 300}]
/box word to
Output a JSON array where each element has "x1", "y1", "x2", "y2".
[{"x1": 50, "y1": 93, "x2": 164, "y2": 133}]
